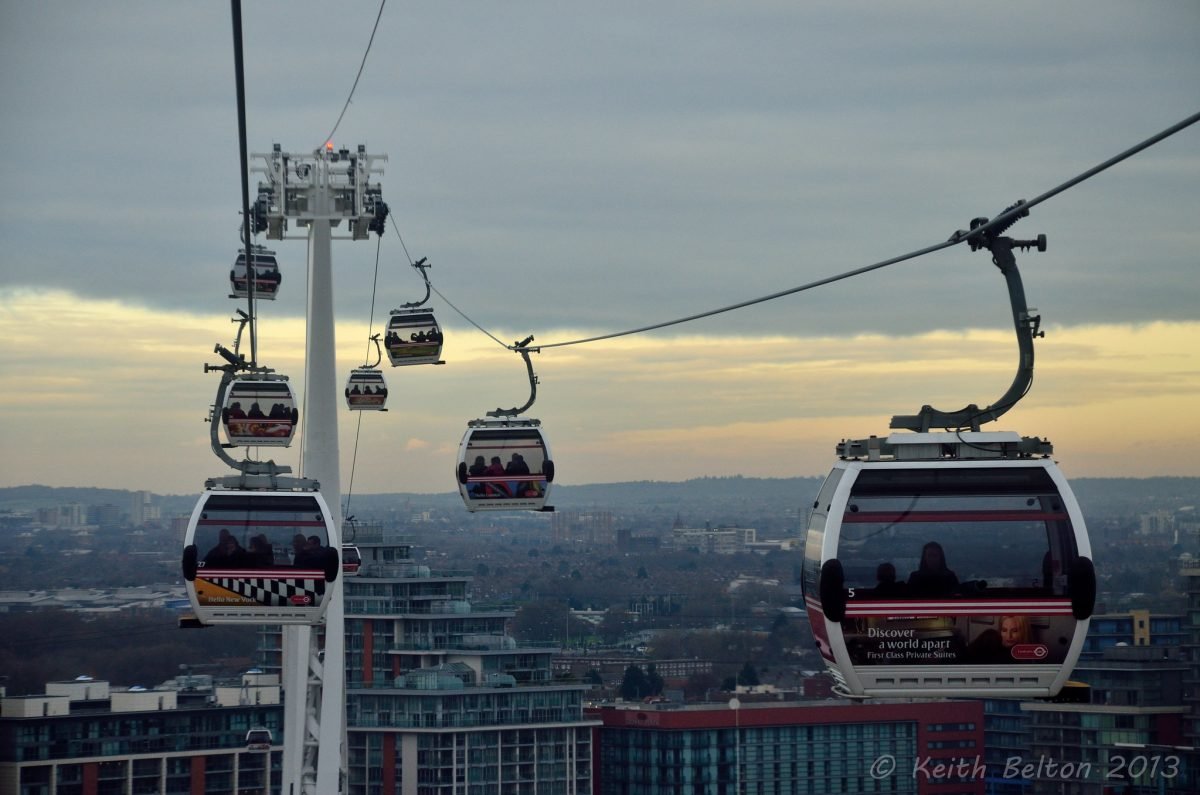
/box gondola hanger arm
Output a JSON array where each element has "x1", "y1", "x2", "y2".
[
  {"x1": 890, "y1": 202, "x2": 1047, "y2": 433},
  {"x1": 487, "y1": 337, "x2": 540, "y2": 418}
]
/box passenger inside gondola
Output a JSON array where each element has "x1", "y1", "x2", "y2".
[
  {"x1": 484, "y1": 457, "x2": 511, "y2": 496},
  {"x1": 204, "y1": 530, "x2": 251, "y2": 568},
  {"x1": 248, "y1": 534, "x2": 274, "y2": 568},
  {"x1": 292, "y1": 534, "x2": 313, "y2": 567},
  {"x1": 906, "y1": 541, "x2": 959, "y2": 597},
  {"x1": 872, "y1": 562, "x2": 908, "y2": 597}
]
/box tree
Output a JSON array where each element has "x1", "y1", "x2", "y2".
[
  {"x1": 737, "y1": 661, "x2": 760, "y2": 687},
  {"x1": 584, "y1": 669, "x2": 603, "y2": 686},
  {"x1": 645, "y1": 663, "x2": 664, "y2": 696},
  {"x1": 620, "y1": 665, "x2": 650, "y2": 700},
  {"x1": 512, "y1": 599, "x2": 567, "y2": 642},
  {"x1": 598, "y1": 607, "x2": 632, "y2": 645}
]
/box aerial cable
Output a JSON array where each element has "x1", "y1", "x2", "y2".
[
  {"x1": 364, "y1": 234, "x2": 384, "y2": 358},
  {"x1": 343, "y1": 235, "x2": 387, "y2": 518},
  {"x1": 429, "y1": 281, "x2": 513, "y2": 350},
  {"x1": 410, "y1": 110, "x2": 1200, "y2": 355},
  {"x1": 387, "y1": 213, "x2": 419, "y2": 268},
  {"x1": 383, "y1": 212, "x2": 512, "y2": 348},
  {"x1": 320, "y1": 0, "x2": 387, "y2": 148},
  {"x1": 344, "y1": 412, "x2": 364, "y2": 521},
  {"x1": 534, "y1": 109, "x2": 1200, "y2": 350},
  {"x1": 534, "y1": 237, "x2": 963, "y2": 350},
  {"x1": 230, "y1": 0, "x2": 258, "y2": 366},
  {"x1": 957, "y1": 108, "x2": 1200, "y2": 247}
]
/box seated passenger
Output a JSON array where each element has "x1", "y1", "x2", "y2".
[
  {"x1": 872, "y1": 562, "x2": 908, "y2": 597},
  {"x1": 906, "y1": 541, "x2": 959, "y2": 597}
]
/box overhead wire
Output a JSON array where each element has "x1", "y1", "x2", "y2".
[
  {"x1": 320, "y1": 0, "x2": 388, "y2": 148},
  {"x1": 230, "y1": 0, "x2": 259, "y2": 367},
  {"x1": 344, "y1": 235, "x2": 387, "y2": 520},
  {"x1": 401, "y1": 109, "x2": 1200, "y2": 353},
  {"x1": 385, "y1": 213, "x2": 512, "y2": 348}
]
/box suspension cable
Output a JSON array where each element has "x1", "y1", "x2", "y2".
[
  {"x1": 320, "y1": 0, "x2": 388, "y2": 148},
  {"x1": 364, "y1": 235, "x2": 383, "y2": 361},
  {"x1": 230, "y1": 0, "x2": 258, "y2": 366},
  {"x1": 412, "y1": 109, "x2": 1200, "y2": 353}
]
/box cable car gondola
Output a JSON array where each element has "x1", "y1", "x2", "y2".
[
  {"x1": 181, "y1": 488, "x2": 340, "y2": 625},
  {"x1": 802, "y1": 432, "x2": 1095, "y2": 699},
  {"x1": 456, "y1": 339, "x2": 554, "y2": 512},
  {"x1": 230, "y1": 246, "x2": 281, "y2": 300},
  {"x1": 384, "y1": 309, "x2": 444, "y2": 366},
  {"x1": 456, "y1": 418, "x2": 554, "y2": 512},
  {"x1": 345, "y1": 368, "x2": 388, "y2": 411},
  {"x1": 222, "y1": 374, "x2": 298, "y2": 447},
  {"x1": 345, "y1": 335, "x2": 389, "y2": 411},
  {"x1": 801, "y1": 213, "x2": 1095, "y2": 699},
  {"x1": 342, "y1": 544, "x2": 362, "y2": 576},
  {"x1": 245, "y1": 727, "x2": 273, "y2": 751}
]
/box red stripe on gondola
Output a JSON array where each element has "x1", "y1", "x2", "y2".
[
  {"x1": 198, "y1": 569, "x2": 324, "y2": 577},
  {"x1": 841, "y1": 510, "x2": 1068, "y2": 523},
  {"x1": 467, "y1": 475, "x2": 548, "y2": 483},
  {"x1": 844, "y1": 599, "x2": 1074, "y2": 616},
  {"x1": 467, "y1": 445, "x2": 544, "y2": 451},
  {"x1": 196, "y1": 519, "x2": 327, "y2": 526}
]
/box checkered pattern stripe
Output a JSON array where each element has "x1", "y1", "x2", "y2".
[{"x1": 203, "y1": 574, "x2": 325, "y2": 607}]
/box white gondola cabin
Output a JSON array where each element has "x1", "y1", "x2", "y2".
[
  {"x1": 342, "y1": 544, "x2": 362, "y2": 576},
  {"x1": 385, "y1": 309, "x2": 444, "y2": 366},
  {"x1": 245, "y1": 727, "x2": 273, "y2": 751},
  {"x1": 456, "y1": 419, "x2": 554, "y2": 512},
  {"x1": 222, "y1": 376, "x2": 298, "y2": 447},
  {"x1": 230, "y1": 247, "x2": 281, "y2": 300},
  {"x1": 181, "y1": 489, "x2": 339, "y2": 625},
  {"x1": 345, "y1": 368, "x2": 388, "y2": 411},
  {"x1": 802, "y1": 432, "x2": 1095, "y2": 699}
]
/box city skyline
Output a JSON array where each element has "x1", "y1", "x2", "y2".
[{"x1": 2, "y1": 2, "x2": 1197, "y2": 495}]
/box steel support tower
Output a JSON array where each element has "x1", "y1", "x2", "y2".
[{"x1": 252, "y1": 142, "x2": 387, "y2": 794}]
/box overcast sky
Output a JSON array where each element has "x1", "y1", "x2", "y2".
[{"x1": 1, "y1": 1, "x2": 1197, "y2": 499}]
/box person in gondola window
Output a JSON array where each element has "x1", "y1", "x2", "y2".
[
  {"x1": 906, "y1": 541, "x2": 959, "y2": 597},
  {"x1": 204, "y1": 529, "x2": 234, "y2": 567},
  {"x1": 872, "y1": 562, "x2": 908, "y2": 597},
  {"x1": 485, "y1": 456, "x2": 511, "y2": 497}
]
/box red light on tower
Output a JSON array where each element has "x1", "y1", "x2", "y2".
[{"x1": 325, "y1": 141, "x2": 334, "y2": 152}]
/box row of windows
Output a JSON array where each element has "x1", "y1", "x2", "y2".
[{"x1": 928, "y1": 722, "x2": 977, "y2": 732}]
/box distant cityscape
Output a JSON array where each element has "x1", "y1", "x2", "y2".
[{"x1": 1, "y1": 476, "x2": 1198, "y2": 793}]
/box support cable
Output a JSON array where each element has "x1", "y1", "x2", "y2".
[
  {"x1": 343, "y1": 235, "x2": 386, "y2": 519},
  {"x1": 230, "y1": 0, "x2": 258, "y2": 366},
  {"x1": 320, "y1": 0, "x2": 388, "y2": 148},
  {"x1": 414, "y1": 110, "x2": 1200, "y2": 353}
]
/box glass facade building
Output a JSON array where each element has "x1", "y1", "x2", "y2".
[
  {"x1": 590, "y1": 700, "x2": 985, "y2": 795},
  {"x1": 0, "y1": 677, "x2": 283, "y2": 795},
  {"x1": 339, "y1": 528, "x2": 599, "y2": 794}
]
